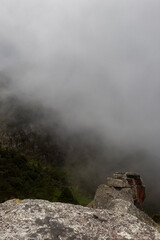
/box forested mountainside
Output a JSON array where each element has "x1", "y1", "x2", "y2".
[
  {"x1": 0, "y1": 79, "x2": 114, "y2": 204},
  {"x1": 0, "y1": 81, "x2": 160, "y2": 214},
  {"x1": 1, "y1": 85, "x2": 116, "y2": 205},
  {"x1": 0, "y1": 146, "x2": 78, "y2": 204},
  {"x1": 0, "y1": 80, "x2": 91, "y2": 203}
]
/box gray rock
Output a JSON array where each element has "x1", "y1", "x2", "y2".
[
  {"x1": 106, "y1": 177, "x2": 130, "y2": 188},
  {"x1": 88, "y1": 184, "x2": 134, "y2": 209},
  {"x1": 107, "y1": 198, "x2": 158, "y2": 228},
  {"x1": 89, "y1": 172, "x2": 146, "y2": 209},
  {"x1": 0, "y1": 199, "x2": 160, "y2": 240}
]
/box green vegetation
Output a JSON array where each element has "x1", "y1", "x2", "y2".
[
  {"x1": 0, "y1": 146, "x2": 78, "y2": 204},
  {"x1": 0, "y1": 95, "x2": 92, "y2": 206},
  {"x1": 71, "y1": 187, "x2": 92, "y2": 206},
  {"x1": 152, "y1": 214, "x2": 160, "y2": 225}
]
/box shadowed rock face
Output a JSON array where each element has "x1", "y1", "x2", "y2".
[{"x1": 0, "y1": 199, "x2": 160, "y2": 240}]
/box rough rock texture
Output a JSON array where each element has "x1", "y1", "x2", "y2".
[
  {"x1": 88, "y1": 184, "x2": 133, "y2": 208},
  {"x1": 107, "y1": 172, "x2": 145, "y2": 208},
  {"x1": 88, "y1": 184, "x2": 157, "y2": 228},
  {"x1": 0, "y1": 199, "x2": 160, "y2": 240},
  {"x1": 106, "y1": 198, "x2": 158, "y2": 228},
  {"x1": 88, "y1": 172, "x2": 145, "y2": 209}
]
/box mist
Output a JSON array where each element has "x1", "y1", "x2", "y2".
[{"x1": 1, "y1": 0, "x2": 160, "y2": 212}]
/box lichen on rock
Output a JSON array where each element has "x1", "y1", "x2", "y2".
[{"x1": 0, "y1": 198, "x2": 160, "y2": 240}]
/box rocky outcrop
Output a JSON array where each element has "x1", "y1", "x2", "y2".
[
  {"x1": 0, "y1": 199, "x2": 160, "y2": 240},
  {"x1": 88, "y1": 172, "x2": 145, "y2": 209},
  {"x1": 88, "y1": 172, "x2": 159, "y2": 230},
  {"x1": 1, "y1": 173, "x2": 159, "y2": 239}
]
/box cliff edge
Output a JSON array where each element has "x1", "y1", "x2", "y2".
[
  {"x1": 0, "y1": 199, "x2": 159, "y2": 240},
  {"x1": 0, "y1": 172, "x2": 159, "y2": 239}
]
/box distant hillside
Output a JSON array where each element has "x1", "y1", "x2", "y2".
[
  {"x1": 0, "y1": 145, "x2": 78, "y2": 204},
  {"x1": 0, "y1": 85, "x2": 92, "y2": 204},
  {"x1": 1, "y1": 81, "x2": 160, "y2": 214},
  {"x1": 0, "y1": 80, "x2": 106, "y2": 200}
]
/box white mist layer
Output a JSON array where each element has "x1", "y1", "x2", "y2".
[{"x1": 1, "y1": 0, "x2": 160, "y2": 154}]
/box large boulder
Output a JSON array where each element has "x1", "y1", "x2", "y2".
[
  {"x1": 88, "y1": 172, "x2": 146, "y2": 209},
  {"x1": 0, "y1": 199, "x2": 160, "y2": 240},
  {"x1": 88, "y1": 172, "x2": 157, "y2": 228}
]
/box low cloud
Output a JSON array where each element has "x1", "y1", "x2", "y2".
[{"x1": 1, "y1": 0, "x2": 160, "y2": 211}]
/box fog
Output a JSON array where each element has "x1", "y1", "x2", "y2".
[{"x1": 1, "y1": 0, "x2": 160, "y2": 211}]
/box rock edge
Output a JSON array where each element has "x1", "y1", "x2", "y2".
[{"x1": 0, "y1": 199, "x2": 160, "y2": 240}]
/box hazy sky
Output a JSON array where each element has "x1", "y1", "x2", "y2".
[{"x1": 1, "y1": 0, "x2": 160, "y2": 154}]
